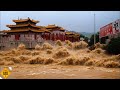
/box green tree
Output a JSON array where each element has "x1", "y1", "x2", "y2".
[
  {"x1": 89, "y1": 32, "x2": 99, "y2": 46},
  {"x1": 106, "y1": 37, "x2": 120, "y2": 55},
  {"x1": 80, "y1": 34, "x2": 85, "y2": 38},
  {"x1": 80, "y1": 34, "x2": 89, "y2": 43},
  {"x1": 84, "y1": 37, "x2": 89, "y2": 43}
]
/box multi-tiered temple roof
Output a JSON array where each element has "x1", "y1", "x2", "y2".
[
  {"x1": 4, "y1": 17, "x2": 50, "y2": 33},
  {"x1": 2, "y1": 17, "x2": 80, "y2": 38},
  {"x1": 3, "y1": 17, "x2": 67, "y2": 34}
]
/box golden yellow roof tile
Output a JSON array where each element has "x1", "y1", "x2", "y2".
[
  {"x1": 13, "y1": 18, "x2": 39, "y2": 23},
  {"x1": 6, "y1": 24, "x2": 42, "y2": 28}
]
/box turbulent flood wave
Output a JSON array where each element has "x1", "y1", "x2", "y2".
[{"x1": 0, "y1": 41, "x2": 120, "y2": 68}]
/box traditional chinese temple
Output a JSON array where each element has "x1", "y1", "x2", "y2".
[{"x1": 0, "y1": 17, "x2": 80, "y2": 50}]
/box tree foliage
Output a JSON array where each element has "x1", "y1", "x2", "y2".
[
  {"x1": 106, "y1": 37, "x2": 120, "y2": 55},
  {"x1": 88, "y1": 32, "x2": 99, "y2": 46}
]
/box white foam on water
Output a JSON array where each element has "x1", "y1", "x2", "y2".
[{"x1": 9, "y1": 67, "x2": 12, "y2": 71}]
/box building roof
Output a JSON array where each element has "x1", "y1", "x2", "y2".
[
  {"x1": 65, "y1": 32, "x2": 80, "y2": 37},
  {"x1": 40, "y1": 28, "x2": 51, "y2": 32},
  {"x1": 6, "y1": 24, "x2": 42, "y2": 29},
  {"x1": 13, "y1": 17, "x2": 39, "y2": 23},
  {"x1": 60, "y1": 27, "x2": 65, "y2": 31},
  {"x1": 66, "y1": 34, "x2": 80, "y2": 38},
  {"x1": 2, "y1": 29, "x2": 50, "y2": 33},
  {"x1": 74, "y1": 33, "x2": 80, "y2": 36},
  {"x1": 65, "y1": 32, "x2": 74, "y2": 35},
  {"x1": 45, "y1": 24, "x2": 65, "y2": 31},
  {"x1": 45, "y1": 24, "x2": 58, "y2": 28}
]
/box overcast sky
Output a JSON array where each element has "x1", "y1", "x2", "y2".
[{"x1": 0, "y1": 11, "x2": 120, "y2": 33}]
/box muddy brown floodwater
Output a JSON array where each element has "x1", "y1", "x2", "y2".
[{"x1": 1, "y1": 64, "x2": 120, "y2": 79}]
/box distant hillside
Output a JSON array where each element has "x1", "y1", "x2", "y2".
[{"x1": 79, "y1": 32, "x2": 94, "y2": 38}]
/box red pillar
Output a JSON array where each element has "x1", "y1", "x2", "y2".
[
  {"x1": 46, "y1": 33, "x2": 47, "y2": 40},
  {"x1": 50, "y1": 33, "x2": 51, "y2": 40},
  {"x1": 52, "y1": 33, "x2": 55, "y2": 41},
  {"x1": 54, "y1": 34, "x2": 56, "y2": 41},
  {"x1": 63, "y1": 34, "x2": 65, "y2": 41},
  {"x1": 61, "y1": 34, "x2": 63, "y2": 41},
  {"x1": 49, "y1": 33, "x2": 50, "y2": 40},
  {"x1": 60, "y1": 33, "x2": 62, "y2": 41},
  {"x1": 34, "y1": 34, "x2": 36, "y2": 40},
  {"x1": 46, "y1": 33, "x2": 48, "y2": 40},
  {"x1": 64, "y1": 35, "x2": 66, "y2": 41},
  {"x1": 58, "y1": 33, "x2": 60, "y2": 40},
  {"x1": 56, "y1": 33, "x2": 58, "y2": 40},
  {"x1": 15, "y1": 34, "x2": 20, "y2": 40},
  {"x1": 43, "y1": 33, "x2": 45, "y2": 39}
]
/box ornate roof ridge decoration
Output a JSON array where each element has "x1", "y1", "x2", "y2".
[
  {"x1": 13, "y1": 17, "x2": 39, "y2": 23},
  {"x1": 48, "y1": 24, "x2": 56, "y2": 26}
]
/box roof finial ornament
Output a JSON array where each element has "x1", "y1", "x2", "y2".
[{"x1": 28, "y1": 17, "x2": 30, "y2": 20}]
